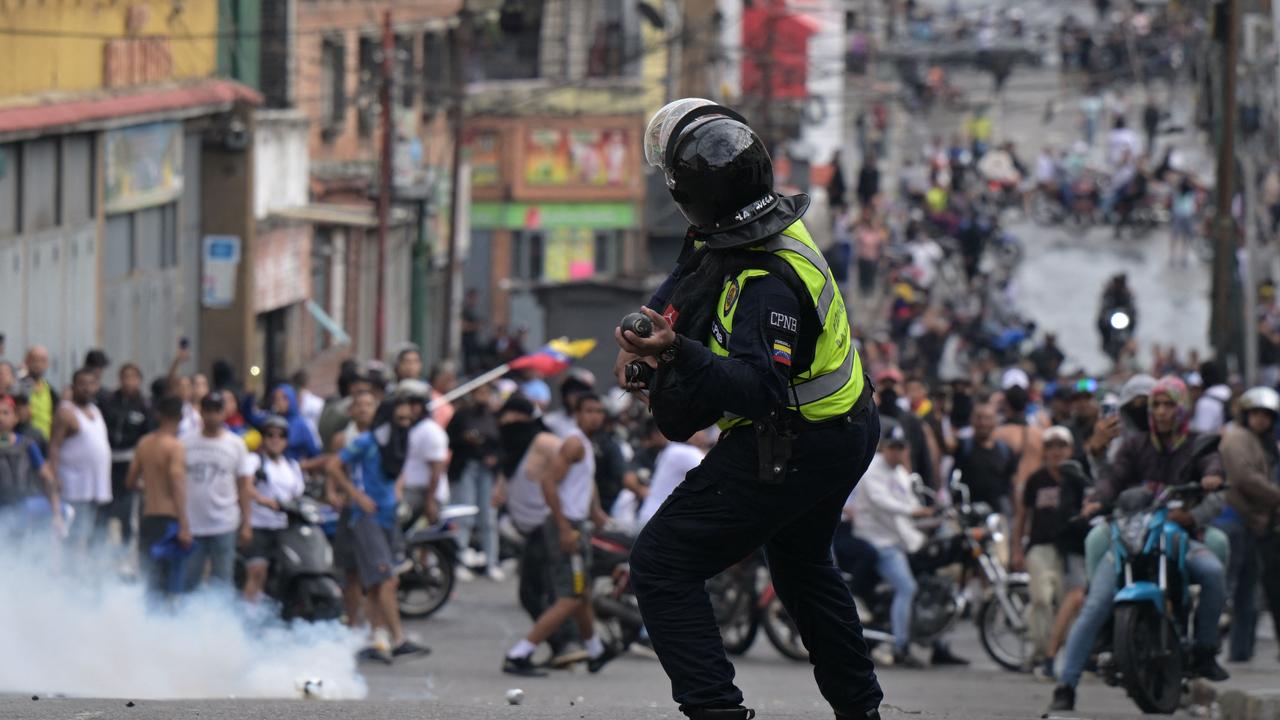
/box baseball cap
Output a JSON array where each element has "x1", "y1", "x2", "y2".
[
  {"x1": 1001, "y1": 368, "x2": 1030, "y2": 391},
  {"x1": 200, "y1": 392, "x2": 225, "y2": 411},
  {"x1": 1043, "y1": 425, "x2": 1073, "y2": 446},
  {"x1": 880, "y1": 419, "x2": 908, "y2": 447}
]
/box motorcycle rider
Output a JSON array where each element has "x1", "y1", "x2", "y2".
[
  {"x1": 1050, "y1": 376, "x2": 1228, "y2": 712},
  {"x1": 1096, "y1": 273, "x2": 1136, "y2": 354},
  {"x1": 241, "y1": 415, "x2": 306, "y2": 603},
  {"x1": 1217, "y1": 387, "x2": 1280, "y2": 662},
  {"x1": 851, "y1": 420, "x2": 935, "y2": 669}
]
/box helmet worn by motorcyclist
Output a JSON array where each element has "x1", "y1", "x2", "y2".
[{"x1": 1238, "y1": 386, "x2": 1280, "y2": 437}]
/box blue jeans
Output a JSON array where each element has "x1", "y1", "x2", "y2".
[
  {"x1": 65, "y1": 500, "x2": 102, "y2": 552},
  {"x1": 875, "y1": 545, "x2": 917, "y2": 651},
  {"x1": 1213, "y1": 517, "x2": 1258, "y2": 661},
  {"x1": 450, "y1": 460, "x2": 498, "y2": 571},
  {"x1": 182, "y1": 532, "x2": 237, "y2": 593},
  {"x1": 1059, "y1": 542, "x2": 1226, "y2": 688}
]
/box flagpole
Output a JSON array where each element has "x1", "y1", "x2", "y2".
[{"x1": 429, "y1": 363, "x2": 511, "y2": 411}]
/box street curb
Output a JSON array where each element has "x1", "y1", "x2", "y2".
[{"x1": 1219, "y1": 689, "x2": 1280, "y2": 720}]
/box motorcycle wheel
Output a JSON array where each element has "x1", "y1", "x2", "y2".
[
  {"x1": 978, "y1": 582, "x2": 1032, "y2": 672},
  {"x1": 762, "y1": 594, "x2": 809, "y2": 662},
  {"x1": 708, "y1": 570, "x2": 758, "y2": 655},
  {"x1": 398, "y1": 543, "x2": 456, "y2": 619},
  {"x1": 287, "y1": 576, "x2": 344, "y2": 623},
  {"x1": 1113, "y1": 603, "x2": 1184, "y2": 714}
]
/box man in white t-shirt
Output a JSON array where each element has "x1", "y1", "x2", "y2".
[
  {"x1": 638, "y1": 427, "x2": 710, "y2": 528},
  {"x1": 241, "y1": 415, "x2": 307, "y2": 602},
  {"x1": 399, "y1": 380, "x2": 450, "y2": 522},
  {"x1": 182, "y1": 392, "x2": 253, "y2": 593}
]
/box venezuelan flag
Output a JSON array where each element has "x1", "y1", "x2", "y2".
[{"x1": 508, "y1": 337, "x2": 598, "y2": 376}]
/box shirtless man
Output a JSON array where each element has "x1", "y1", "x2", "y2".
[
  {"x1": 126, "y1": 396, "x2": 189, "y2": 596},
  {"x1": 994, "y1": 385, "x2": 1045, "y2": 571}
]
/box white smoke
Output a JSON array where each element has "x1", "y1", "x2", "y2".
[{"x1": 0, "y1": 532, "x2": 368, "y2": 700}]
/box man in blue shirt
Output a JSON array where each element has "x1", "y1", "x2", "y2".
[{"x1": 326, "y1": 395, "x2": 428, "y2": 662}]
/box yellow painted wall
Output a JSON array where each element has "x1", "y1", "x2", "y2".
[{"x1": 0, "y1": 0, "x2": 219, "y2": 100}]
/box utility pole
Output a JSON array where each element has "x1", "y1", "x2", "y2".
[
  {"x1": 375, "y1": 9, "x2": 394, "y2": 361},
  {"x1": 1210, "y1": 0, "x2": 1239, "y2": 358},
  {"x1": 443, "y1": 5, "x2": 470, "y2": 362},
  {"x1": 1243, "y1": 146, "x2": 1259, "y2": 385}
]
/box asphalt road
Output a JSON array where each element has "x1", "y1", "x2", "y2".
[{"x1": 3, "y1": 573, "x2": 1276, "y2": 720}]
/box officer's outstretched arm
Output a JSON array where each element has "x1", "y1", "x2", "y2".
[{"x1": 668, "y1": 274, "x2": 799, "y2": 421}]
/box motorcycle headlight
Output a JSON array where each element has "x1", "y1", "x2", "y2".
[
  {"x1": 1109, "y1": 311, "x2": 1131, "y2": 330},
  {"x1": 1121, "y1": 513, "x2": 1150, "y2": 554}
]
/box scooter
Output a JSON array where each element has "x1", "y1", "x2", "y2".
[
  {"x1": 397, "y1": 504, "x2": 478, "y2": 619},
  {"x1": 235, "y1": 497, "x2": 344, "y2": 622},
  {"x1": 1094, "y1": 435, "x2": 1221, "y2": 714}
]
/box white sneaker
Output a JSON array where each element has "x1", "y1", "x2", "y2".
[
  {"x1": 485, "y1": 566, "x2": 506, "y2": 582},
  {"x1": 455, "y1": 565, "x2": 475, "y2": 582}
]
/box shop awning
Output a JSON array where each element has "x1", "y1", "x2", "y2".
[
  {"x1": 0, "y1": 79, "x2": 262, "y2": 139},
  {"x1": 272, "y1": 203, "x2": 414, "y2": 228}
]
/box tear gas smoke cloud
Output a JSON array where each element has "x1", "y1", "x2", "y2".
[{"x1": 0, "y1": 534, "x2": 367, "y2": 700}]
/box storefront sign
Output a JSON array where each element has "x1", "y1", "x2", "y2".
[
  {"x1": 523, "y1": 128, "x2": 630, "y2": 188},
  {"x1": 105, "y1": 122, "x2": 183, "y2": 213},
  {"x1": 470, "y1": 202, "x2": 636, "y2": 230},
  {"x1": 202, "y1": 235, "x2": 241, "y2": 309},
  {"x1": 254, "y1": 225, "x2": 311, "y2": 313},
  {"x1": 468, "y1": 129, "x2": 502, "y2": 188}
]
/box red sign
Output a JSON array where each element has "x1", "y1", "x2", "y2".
[{"x1": 741, "y1": 2, "x2": 820, "y2": 100}]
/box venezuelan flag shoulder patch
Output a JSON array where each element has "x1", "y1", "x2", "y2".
[{"x1": 771, "y1": 339, "x2": 793, "y2": 366}]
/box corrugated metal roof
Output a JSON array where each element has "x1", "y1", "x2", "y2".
[{"x1": 0, "y1": 79, "x2": 262, "y2": 138}]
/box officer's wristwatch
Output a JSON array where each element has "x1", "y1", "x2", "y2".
[{"x1": 657, "y1": 335, "x2": 682, "y2": 366}]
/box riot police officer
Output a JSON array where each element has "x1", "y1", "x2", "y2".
[{"x1": 614, "y1": 99, "x2": 883, "y2": 720}]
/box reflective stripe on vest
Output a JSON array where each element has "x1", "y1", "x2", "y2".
[{"x1": 708, "y1": 219, "x2": 864, "y2": 425}]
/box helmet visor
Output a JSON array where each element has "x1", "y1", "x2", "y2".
[{"x1": 644, "y1": 98, "x2": 717, "y2": 171}]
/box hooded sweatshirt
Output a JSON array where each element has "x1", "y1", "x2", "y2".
[
  {"x1": 251, "y1": 385, "x2": 322, "y2": 461},
  {"x1": 1095, "y1": 377, "x2": 1224, "y2": 526}
]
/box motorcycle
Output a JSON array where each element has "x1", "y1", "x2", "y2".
[
  {"x1": 707, "y1": 551, "x2": 812, "y2": 661},
  {"x1": 234, "y1": 497, "x2": 344, "y2": 622},
  {"x1": 761, "y1": 475, "x2": 1033, "y2": 671},
  {"x1": 589, "y1": 528, "x2": 645, "y2": 653},
  {"x1": 397, "y1": 504, "x2": 478, "y2": 619},
  {"x1": 1099, "y1": 305, "x2": 1135, "y2": 363},
  {"x1": 1093, "y1": 436, "x2": 1222, "y2": 714}
]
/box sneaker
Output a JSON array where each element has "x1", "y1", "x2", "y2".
[
  {"x1": 485, "y1": 566, "x2": 506, "y2": 582},
  {"x1": 455, "y1": 564, "x2": 475, "y2": 582},
  {"x1": 892, "y1": 647, "x2": 926, "y2": 669},
  {"x1": 1033, "y1": 657, "x2": 1056, "y2": 682},
  {"x1": 870, "y1": 644, "x2": 895, "y2": 667},
  {"x1": 356, "y1": 646, "x2": 394, "y2": 665},
  {"x1": 1192, "y1": 648, "x2": 1230, "y2": 682},
  {"x1": 392, "y1": 639, "x2": 431, "y2": 658},
  {"x1": 587, "y1": 643, "x2": 620, "y2": 673},
  {"x1": 502, "y1": 654, "x2": 548, "y2": 677},
  {"x1": 930, "y1": 646, "x2": 969, "y2": 666},
  {"x1": 549, "y1": 642, "x2": 589, "y2": 668},
  {"x1": 1048, "y1": 684, "x2": 1075, "y2": 712}
]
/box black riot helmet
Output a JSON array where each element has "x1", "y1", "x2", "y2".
[{"x1": 645, "y1": 99, "x2": 779, "y2": 235}]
